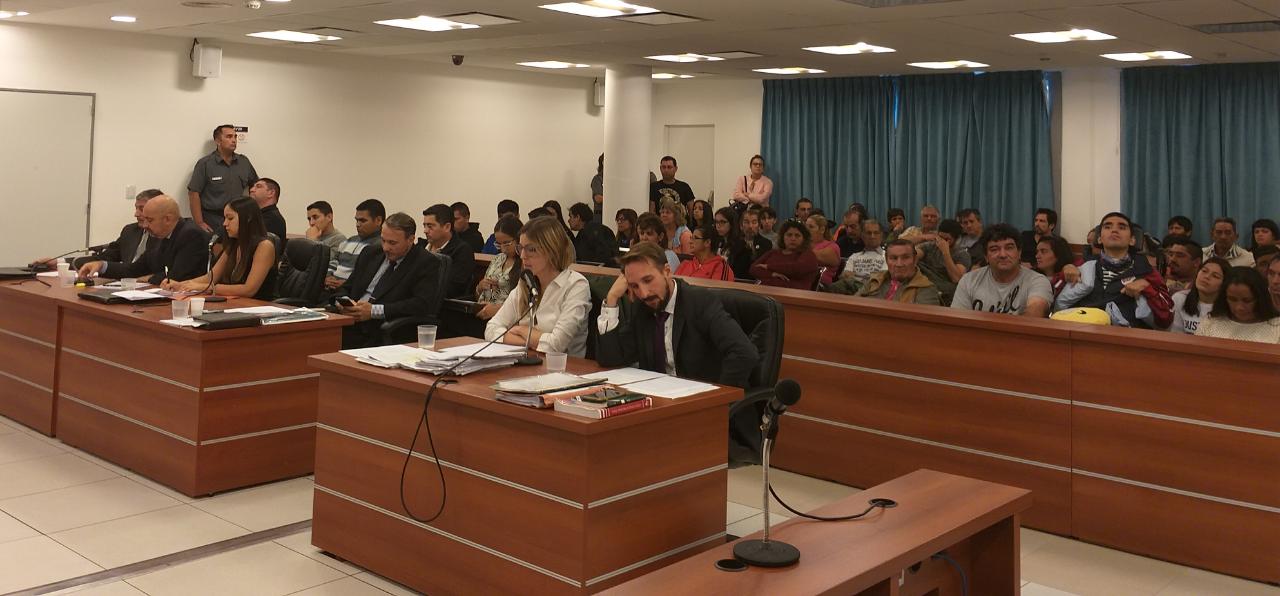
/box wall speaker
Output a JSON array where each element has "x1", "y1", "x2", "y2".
[
  {"x1": 593, "y1": 79, "x2": 605, "y2": 108},
  {"x1": 192, "y1": 42, "x2": 222, "y2": 79}
]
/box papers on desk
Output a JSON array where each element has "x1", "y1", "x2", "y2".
[
  {"x1": 492, "y1": 373, "x2": 602, "y2": 408},
  {"x1": 36, "y1": 271, "x2": 59, "y2": 278},
  {"x1": 224, "y1": 305, "x2": 292, "y2": 315},
  {"x1": 341, "y1": 342, "x2": 521, "y2": 376},
  {"x1": 159, "y1": 317, "x2": 205, "y2": 328},
  {"x1": 587, "y1": 367, "x2": 719, "y2": 399},
  {"x1": 111, "y1": 290, "x2": 167, "y2": 302},
  {"x1": 260, "y1": 309, "x2": 328, "y2": 325},
  {"x1": 97, "y1": 280, "x2": 152, "y2": 289}
]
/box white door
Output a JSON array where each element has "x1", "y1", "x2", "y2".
[{"x1": 664, "y1": 125, "x2": 715, "y2": 204}]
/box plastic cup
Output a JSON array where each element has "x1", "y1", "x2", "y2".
[
  {"x1": 545, "y1": 351, "x2": 568, "y2": 373},
  {"x1": 56, "y1": 262, "x2": 74, "y2": 287},
  {"x1": 121, "y1": 278, "x2": 138, "y2": 291},
  {"x1": 417, "y1": 325, "x2": 437, "y2": 350},
  {"x1": 171, "y1": 299, "x2": 190, "y2": 320},
  {"x1": 189, "y1": 297, "x2": 205, "y2": 317}
]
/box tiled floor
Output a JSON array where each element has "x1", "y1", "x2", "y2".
[{"x1": 1, "y1": 413, "x2": 1277, "y2": 596}]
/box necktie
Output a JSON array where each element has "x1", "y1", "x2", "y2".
[
  {"x1": 652, "y1": 311, "x2": 670, "y2": 374},
  {"x1": 372, "y1": 260, "x2": 397, "y2": 294}
]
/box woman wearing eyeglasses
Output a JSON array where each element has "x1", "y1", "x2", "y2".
[
  {"x1": 484, "y1": 216, "x2": 591, "y2": 357},
  {"x1": 675, "y1": 228, "x2": 734, "y2": 281},
  {"x1": 474, "y1": 215, "x2": 523, "y2": 320}
]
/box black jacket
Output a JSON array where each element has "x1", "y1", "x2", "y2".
[
  {"x1": 417, "y1": 236, "x2": 475, "y2": 299},
  {"x1": 596, "y1": 279, "x2": 759, "y2": 389},
  {"x1": 102, "y1": 219, "x2": 210, "y2": 284},
  {"x1": 572, "y1": 222, "x2": 618, "y2": 266},
  {"x1": 459, "y1": 224, "x2": 485, "y2": 253},
  {"x1": 76, "y1": 223, "x2": 147, "y2": 268},
  {"x1": 337, "y1": 244, "x2": 442, "y2": 322}
]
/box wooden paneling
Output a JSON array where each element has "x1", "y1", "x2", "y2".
[
  {"x1": 1072, "y1": 341, "x2": 1280, "y2": 432},
  {"x1": 784, "y1": 306, "x2": 1073, "y2": 399},
  {"x1": 56, "y1": 396, "x2": 197, "y2": 494},
  {"x1": 0, "y1": 285, "x2": 59, "y2": 343},
  {"x1": 199, "y1": 378, "x2": 318, "y2": 441},
  {"x1": 1074, "y1": 408, "x2": 1280, "y2": 508},
  {"x1": 0, "y1": 373, "x2": 54, "y2": 435},
  {"x1": 771, "y1": 416, "x2": 1071, "y2": 535},
  {"x1": 1072, "y1": 474, "x2": 1280, "y2": 584},
  {"x1": 201, "y1": 328, "x2": 338, "y2": 387},
  {"x1": 313, "y1": 490, "x2": 589, "y2": 595},
  {"x1": 59, "y1": 350, "x2": 200, "y2": 440},
  {"x1": 0, "y1": 335, "x2": 55, "y2": 390},
  {"x1": 60, "y1": 310, "x2": 203, "y2": 388},
  {"x1": 583, "y1": 407, "x2": 725, "y2": 501},
  {"x1": 195, "y1": 427, "x2": 314, "y2": 496},
  {"x1": 781, "y1": 359, "x2": 1071, "y2": 467}
]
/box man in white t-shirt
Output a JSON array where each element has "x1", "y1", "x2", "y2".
[
  {"x1": 841, "y1": 219, "x2": 887, "y2": 282},
  {"x1": 951, "y1": 223, "x2": 1052, "y2": 316}
]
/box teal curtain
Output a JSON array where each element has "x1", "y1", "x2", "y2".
[
  {"x1": 761, "y1": 71, "x2": 1053, "y2": 227},
  {"x1": 1123, "y1": 63, "x2": 1280, "y2": 245},
  {"x1": 761, "y1": 77, "x2": 894, "y2": 219},
  {"x1": 893, "y1": 71, "x2": 1054, "y2": 227}
]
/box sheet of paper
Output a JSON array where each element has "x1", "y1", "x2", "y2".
[
  {"x1": 224, "y1": 305, "x2": 292, "y2": 315},
  {"x1": 159, "y1": 318, "x2": 205, "y2": 327},
  {"x1": 492, "y1": 372, "x2": 595, "y2": 394},
  {"x1": 583, "y1": 367, "x2": 666, "y2": 385},
  {"x1": 36, "y1": 271, "x2": 59, "y2": 278},
  {"x1": 622, "y1": 375, "x2": 718, "y2": 399},
  {"x1": 424, "y1": 342, "x2": 526, "y2": 361},
  {"x1": 340, "y1": 344, "x2": 425, "y2": 366},
  {"x1": 110, "y1": 290, "x2": 166, "y2": 301},
  {"x1": 97, "y1": 281, "x2": 152, "y2": 289}
]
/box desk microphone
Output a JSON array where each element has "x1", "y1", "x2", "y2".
[
  {"x1": 29, "y1": 246, "x2": 99, "y2": 271},
  {"x1": 201, "y1": 234, "x2": 228, "y2": 302},
  {"x1": 515, "y1": 270, "x2": 542, "y2": 366},
  {"x1": 761, "y1": 379, "x2": 801, "y2": 440},
  {"x1": 735, "y1": 379, "x2": 803, "y2": 568}
]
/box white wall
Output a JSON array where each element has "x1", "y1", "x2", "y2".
[
  {"x1": 0, "y1": 22, "x2": 603, "y2": 244},
  {"x1": 1059, "y1": 68, "x2": 1123, "y2": 243},
  {"x1": 650, "y1": 79, "x2": 763, "y2": 208}
]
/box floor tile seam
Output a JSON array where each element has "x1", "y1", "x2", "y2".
[
  {"x1": 41, "y1": 502, "x2": 193, "y2": 540},
  {"x1": 270, "y1": 540, "x2": 361, "y2": 577}
]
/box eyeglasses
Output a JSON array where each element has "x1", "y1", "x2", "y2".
[
  {"x1": 495, "y1": 240, "x2": 515, "y2": 248},
  {"x1": 519, "y1": 244, "x2": 540, "y2": 255},
  {"x1": 714, "y1": 219, "x2": 730, "y2": 225}
]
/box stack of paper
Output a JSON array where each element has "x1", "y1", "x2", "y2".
[
  {"x1": 585, "y1": 367, "x2": 719, "y2": 400},
  {"x1": 111, "y1": 289, "x2": 167, "y2": 301},
  {"x1": 340, "y1": 344, "x2": 425, "y2": 368},
  {"x1": 406, "y1": 342, "x2": 524, "y2": 375}
]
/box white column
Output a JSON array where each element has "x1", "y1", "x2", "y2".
[
  {"x1": 1059, "y1": 68, "x2": 1122, "y2": 242},
  {"x1": 603, "y1": 64, "x2": 652, "y2": 227}
]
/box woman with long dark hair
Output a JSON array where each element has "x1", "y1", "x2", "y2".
[
  {"x1": 166, "y1": 197, "x2": 276, "y2": 299},
  {"x1": 615, "y1": 208, "x2": 639, "y2": 249},
  {"x1": 543, "y1": 200, "x2": 571, "y2": 234},
  {"x1": 475, "y1": 215, "x2": 523, "y2": 321},
  {"x1": 713, "y1": 207, "x2": 753, "y2": 280},
  {"x1": 1035, "y1": 236, "x2": 1075, "y2": 301},
  {"x1": 1195, "y1": 266, "x2": 1280, "y2": 343},
  {"x1": 688, "y1": 199, "x2": 712, "y2": 233},
  {"x1": 751, "y1": 219, "x2": 818, "y2": 290},
  {"x1": 1171, "y1": 257, "x2": 1228, "y2": 335}
]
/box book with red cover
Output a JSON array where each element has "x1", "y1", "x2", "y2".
[{"x1": 554, "y1": 396, "x2": 653, "y2": 419}]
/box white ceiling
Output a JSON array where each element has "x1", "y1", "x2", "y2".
[{"x1": 4, "y1": 0, "x2": 1280, "y2": 78}]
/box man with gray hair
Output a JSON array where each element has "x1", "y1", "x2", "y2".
[
  {"x1": 32, "y1": 189, "x2": 162, "y2": 269},
  {"x1": 78, "y1": 195, "x2": 211, "y2": 285}
]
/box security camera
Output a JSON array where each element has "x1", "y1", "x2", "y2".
[
  {"x1": 452, "y1": 55, "x2": 464, "y2": 66},
  {"x1": 246, "y1": 0, "x2": 262, "y2": 9}
]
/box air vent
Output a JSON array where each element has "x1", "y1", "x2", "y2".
[
  {"x1": 836, "y1": 0, "x2": 958, "y2": 7},
  {"x1": 1193, "y1": 20, "x2": 1280, "y2": 34},
  {"x1": 614, "y1": 12, "x2": 703, "y2": 25},
  {"x1": 181, "y1": 1, "x2": 233, "y2": 8}
]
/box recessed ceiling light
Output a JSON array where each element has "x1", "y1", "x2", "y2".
[
  {"x1": 518, "y1": 61, "x2": 591, "y2": 69},
  {"x1": 753, "y1": 67, "x2": 826, "y2": 75},
  {"x1": 0, "y1": 10, "x2": 30, "y2": 18},
  {"x1": 646, "y1": 53, "x2": 725, "y2": 63},
  {"x1": 615, "y1": 12, "x2": 702, "y2": 26},
  {"x1": 706, "y1": 51, "x2": 763, "y2": 60},
  {"x1": 1101, "y1": 50, "x2": 1191, "y2": 62},
  {"x1": 804, "y1": 42, "x2": 895, "y2": 55},
  {"x1": 908, "y1": 60, "x2": 988, "y2": 69},
  {"x1": 442, "y1": 13, "x2": 521, "y2": 27},
  {"x1": 111, "y1": 15, "x2": 137, "y2": 23},
  {"x1": 1012, "y1": 29, "x2": 1115, "y2": 43},
  {"x1": 375, "y1": 16, "x2": 480, "y2": 32},
  {"x1": 247, "y1": 30, "x2": 342, "y2": 42},
  {"x1": 265, "y1": 0, "x2": 291, "y2": 3},
  {"x1": 540, "y1": 1, "x2": 658, "y2": 18},
  {"x1": 652, "y1": 73, "x2": 694, "y2": 79}
]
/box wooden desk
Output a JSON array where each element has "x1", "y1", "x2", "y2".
[
  {"x1": 0, "y1": 281, "x2": 61, "y2": 434},
  {"x1": 308, "y1": 338, "x2": 743, "y2": 594},
  {"x1": 0, "y1": 280, "x2": 351, "y2": 496},
  {"x1": 603, "y1": 469, "x2": 1031, "y2": 596},
  {"x1": 467, "y1": 256, "x2": 1280, "y2": 584}
]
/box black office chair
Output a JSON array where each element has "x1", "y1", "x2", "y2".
[
  {"x1": 581, "y1": 270, "x2": 625, "y2": 361},
  {"x1": 712, "y1": 288, "x2": 785, "y2": 467},
  {"x1": 379, "y1": 252, "x2": 450, "y2": 345},
  {"x1": 274, "y1": 238, "x2": 330, "y2": 307}
]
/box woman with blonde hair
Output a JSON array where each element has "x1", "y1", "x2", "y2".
[
  {"x1": 484, "y1": 216, "x2": 591, "y2": 357},
  {"x1": 658, "y1": 198, "x2": 694, "y2": 255}
]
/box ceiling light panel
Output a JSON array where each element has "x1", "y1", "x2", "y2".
[
  {"x1": 443, "y1": 13, "x2": 521, "y2": 27},
  {"x1": 753, "y1": 67, "x2": 826, "y2": 75},
  {"x1": 375, "y1": 16, "x2": 480, "y2": 32},
  {"x1": 111, "y1": 15, "x2": 137, "y2": 23},
  {"x1": 804, "y1": 42, "x2": 895, "y2": 55},
  {"x1": 706, "y1": 51, "x2": 762, "y2": 60},
  {"x1": 652, "y1": 73, "x2": 694, "y2": 79},
  {"x1": 646, "y1": 53, "x2": 724, "y2": 63},
  {"x1": 615, "y1": 12, "x2": 702, "y2": 25},
  {"x1": 1012, "y1": 29, "x2": 1115, "y2": 43},
  {"x1": 247, "y1": 30, "x2": 341, "y2": 42},
  {"x1": 518, "y1": 61, "x2": 591, "y2": 69},
  {"x1": 908, "y1": 60, "x2": 988, "y2": 69},
  {"x1": 540, "y1": 1, "x2": 658, "y2": 18},
  {"x1": 0, "y1": 11, "x2": 30, "y2": 18},
  {"x1": 1100, "y1": 51, "x2": 1191, "y2": 62}
]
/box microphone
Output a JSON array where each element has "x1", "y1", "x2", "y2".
[
  {"x1": 29, "y1": 247, "x2": 94, "y2": 271},
  {"x1": 735, "y1": 378, "x2": 803, "y2": 568},
  {"x1": 515, "y1": 270, "x2": 543, "y2": 366},
  {"x1": 760, "y1": 379, "x2": 801, "y2": 431}
]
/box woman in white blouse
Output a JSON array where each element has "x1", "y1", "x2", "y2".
[
  {"x1": 485, "y1": 215, "x2": 591, "y2": 357},
  {"x1": 731, "y1": 154, "x2": 773, "y2": 209},
  {"x1": 1194, "y1": 266, "x2": 1280, "y2": 344}
]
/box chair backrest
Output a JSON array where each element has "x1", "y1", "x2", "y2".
[
  {"x1": 275, "y1": 238, "x2": 329, "y2": 305},
  {"x1": 425, "y1": 252, "x2": 451, "y2": 319},
  {"x1": 581, "y1": 270, "x2": 622, "y2": 361},
  {"x1": 707, "y1": 287, "x2": 784, "y2": 390}
]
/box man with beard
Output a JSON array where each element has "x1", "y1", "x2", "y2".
[{"x1": 596, "y1": 241, "x2": 758, "y2": 389}]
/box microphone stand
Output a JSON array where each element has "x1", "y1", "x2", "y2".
[
  {"x1": 515, "y1": 290, "x2": 542, "y2": 366},
  {"x1": 733, "y1": 410, "x2": 800, "y2": 567},
  {"x1": 201, "y1": 236, "x2": 227, "y2": 302}
]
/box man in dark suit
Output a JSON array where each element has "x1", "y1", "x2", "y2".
[
  {"x1": 567, "y1": 202, "x2": 618, "y2": 267},
  {"x1": 596, "y1": 242, "x2": 759, "y2": 389},
  {"x1": 78, "y1": 195, "x2": 211, "y2": 285},
  {"x1": 418, "y1": 203, "x2": 475, "y2": 299},
  {"x1": 34, "y1": 189, "x2": 161, "y2": 269},
  {"x1": 336, "y1": 212, "x2": 443, "y2": 349}
]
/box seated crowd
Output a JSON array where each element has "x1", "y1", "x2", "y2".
[{"x1": 34, "y1": 152, "x2": 1280, "y2": 348}]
